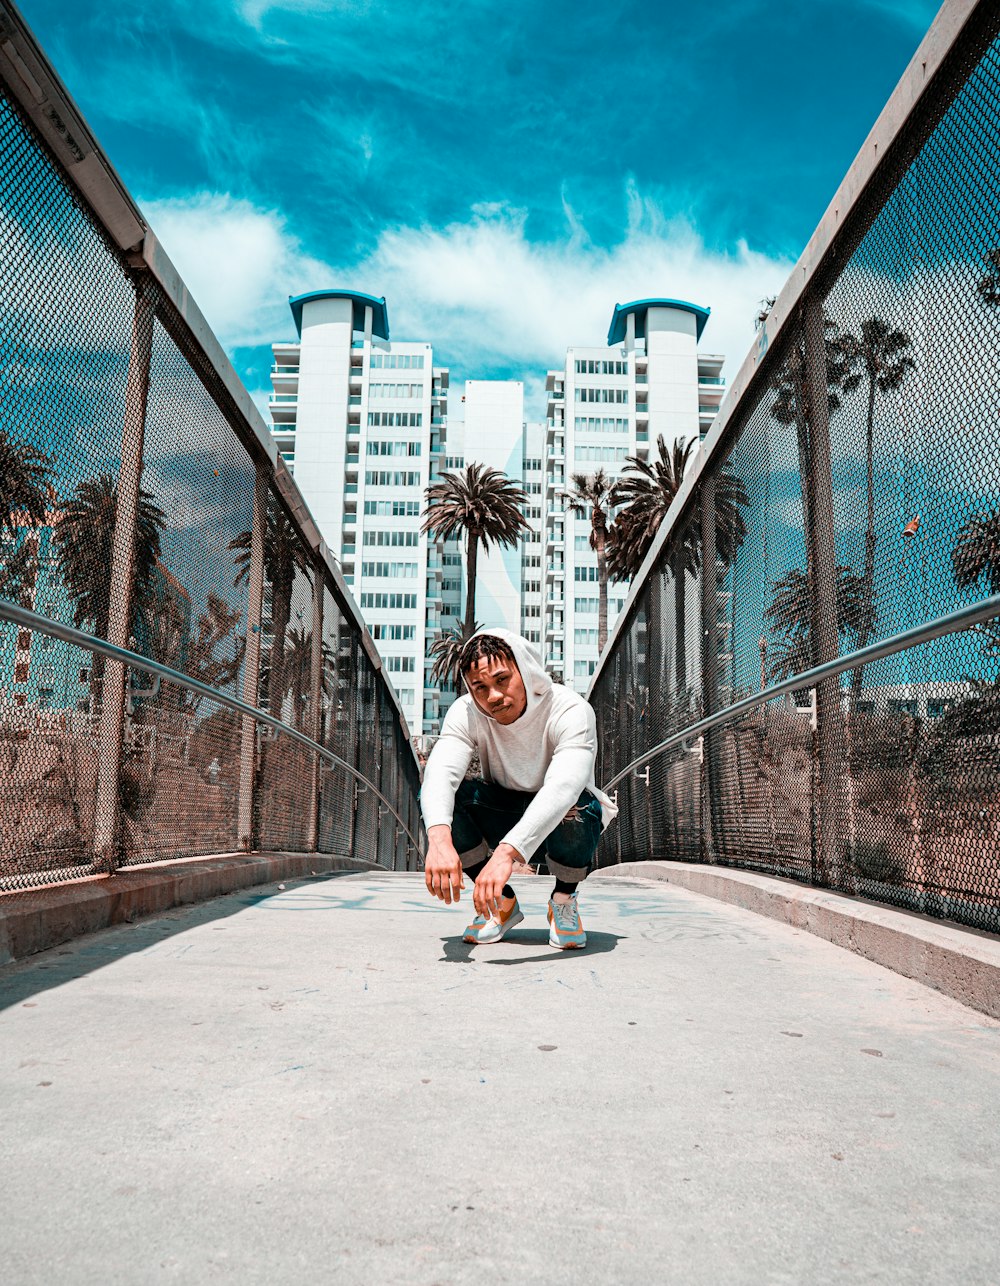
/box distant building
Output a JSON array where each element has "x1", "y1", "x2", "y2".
[
  {"x1": 544, "y1": 299, "x2": 726, "y2": 693},
  {"x1": 0, "y1": 518, "x2": 91, "y2": 713},
  {"x1": 269, "y1": 291, "x2": 448, "y2": 736}
]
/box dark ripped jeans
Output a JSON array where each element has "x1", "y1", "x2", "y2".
[{"x1": 449, "y1": 778, "x2": 602, "y2": 884}]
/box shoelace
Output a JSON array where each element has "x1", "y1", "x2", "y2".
[{"x1": 552, "y1": 898, "x2": 578, "y2": 927}]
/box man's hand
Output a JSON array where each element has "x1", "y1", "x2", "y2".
[
  {"x1": 474, "y1": 843, "x2": 522, "y2": 918},
  {"x1": 424, "y1": 825, "x2": 464, "y2": 905}
]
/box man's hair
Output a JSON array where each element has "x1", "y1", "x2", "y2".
[{"x1": 460, "y1": 633, "x2": 517, "y2": 678}]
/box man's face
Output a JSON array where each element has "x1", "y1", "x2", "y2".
[{"x1": 464, "y1": 654, "x2": 527, "y2": 724}]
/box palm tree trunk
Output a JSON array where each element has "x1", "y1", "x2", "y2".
[
  {"x1": 851, "y1": 378, "x2": 878, "y2": 703},
  {"x1": 674, "y1": 547, "x2": 687, "y2": 693},
  {"x1": 596, "y1": 531, "x2": 608, "y2": 653},
  {"x1": 269, "y1": 583, "x2": 292, "y2": 719},
  {"x1": 464, "y1": 530, "x2": 479, "y2": 636}
]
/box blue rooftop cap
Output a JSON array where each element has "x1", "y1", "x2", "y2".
[
  {"x1": 607, "y1": 298, "x2": 710, "y2": 345},
  {"x1": 288, "y1": 290, "x2": 389, "y2": 340}
]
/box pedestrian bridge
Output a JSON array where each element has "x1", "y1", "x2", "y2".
[
  {"x1": 3, "y1": 868, "x2": 999, "y2": 1285},
  {"x1": 3, "y1": 2, "x2": 1000, "y2": 1281}
]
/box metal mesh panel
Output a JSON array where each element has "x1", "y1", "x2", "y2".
[
  {"x1": 0, "y1": 51, "x2": 422, "y2": 886},
  {"x1": 592, "y1": 8, "x2": 1000, "y2": 935},
  {"x1": 256, "y1": 489, "x2": 317, "y2": 852}
]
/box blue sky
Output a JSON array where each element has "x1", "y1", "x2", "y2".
[{"x1": 20, "y1": 0, "x2": 942, "y2": 417}]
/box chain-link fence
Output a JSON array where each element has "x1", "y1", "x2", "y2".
[
  {"x1": 0, "y1": 14, "x2": 422, "y2": 890},
  {"x1": 592, "y1": 1, "x2": 1000, "y2": 935}
]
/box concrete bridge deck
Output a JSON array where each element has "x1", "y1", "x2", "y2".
[{"x1": 2, "y1": 870, "x2": 999, "y2": 1285}]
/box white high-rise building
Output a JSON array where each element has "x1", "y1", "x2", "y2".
[
  {"x1": 520, "y1": 421, "x2": 545, "y2": 652},
  {"x1": 431, "y1": 384, "x2": 544, "y2": 724},
  {"x1": 544, "y1": 298, "x2": 725, "y2": 693},
  {"x1": 268, "y1": 290, "x2": 449, "y2": 736}
]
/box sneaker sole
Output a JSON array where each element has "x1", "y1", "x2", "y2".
[
  {"x1": 548, "y1": 935, "x2": 586, "y2": 949},
  {"x1": 464, "y1": 908, "x2": 524, "y2": 944}
]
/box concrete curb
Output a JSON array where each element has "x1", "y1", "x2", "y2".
[
  {"x1": 597, "y1": 861, "x2": 1000, "y2": 1020},
  {"x1": 0, "y1": 853, "x2": 382, "y2": 967}
]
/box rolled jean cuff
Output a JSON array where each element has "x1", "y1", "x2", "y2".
[
  {"x1": 546, "y1": 854, "x2": 593, "y2": 884},
  {"x1": 457, "y1": 840, "x2": 488, "y2": 868}
]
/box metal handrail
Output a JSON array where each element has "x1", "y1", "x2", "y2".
[
  {"x1": 0, "y1": 598, "x2": 423, "y2": 857},
  {"x1": 601, "y1": 593, "x2": 1000, "y2": 793}
]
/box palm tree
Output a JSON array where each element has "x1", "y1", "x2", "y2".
[
  {"x1": 53, "y1": 475, "x2": 166, "y2": 702},
  {"x1": 977, "y1": 248, "x2": 1000, "y2": 307},
  {"x1": 230, "y1": 499, "x2": 311, "y2": 719},
  {"x1": 422, "y1": 463, "x2": 530, "y2": 635},
  {"x1": 610, "y1": 435, "x2": 748, "y2": 688},
  {"x1": 770, "y1": 317, "x2": 852, "y2": 539},
  {"x1": 838, "y1": 316, "x2": 916, "y2": 698},
  {"x1": 188, "y1": 593, "x2": 245, "y2": 704},
  {"x1": 279, "y1": 626, "x2": 333, "y2": 732},
  {"x1": 952, "y1": 509, "x2": 1000, "y2": 658},
  {"x1": 764, "y1": 565, "x2": 867, "y2": 681},
  {"x1": 0, "y1": 426, "x2": 53, "y2": 539},
  {"x1": 429, "y1": 618, "x2": 483, "y2": 693},
  {"x1": 564, "y1": 469, "x2": 615, "y2": 652},
  {"x1": 0, "y1": 538, "x2": 37, "y2": 608},
  {"x1": 953, "y1": 510, "x2": 1000, "y2": 595}
]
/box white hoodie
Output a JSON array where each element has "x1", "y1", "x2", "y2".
[{"x1": 420, "y1": 628, "x2": 618, "y2": 860}]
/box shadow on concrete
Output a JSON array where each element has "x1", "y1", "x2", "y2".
[
  {"x1": 0, "y1": 870, "x2": 361, "y2": 1012},
  {"x1": 439, "y1": 928, "x2": 623, "y2": 964}
]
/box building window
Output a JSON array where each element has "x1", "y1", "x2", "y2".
[
  {"x1": 442, "y1": 579, "x2": 462, "y2": 593},
  {"x1": 366, "y1": 440, "x2": 422, "y2": 457},
  {"x1": 364, "y1": 471, "x2": 421, "y2": 487},
  {"x1": 367, "y1": 411, "x2": 423, "y2": 427},
  {"x1": 574, "y1": 417, "x2": 630, "y2": 434},
  {"x1": 575, "y1": 445, "x2": 628, "y2": 463},
  {"x1": 574, "y1": 567, "x2": 600, "y2": 582},
  {"x1": 369, "y1": 382, "x2": 425, "y2": 399},
  {"x1": 370, "y1": 353, "x2": 425, "y2": 370},
  {"x1": 575, "y1": 387, "x2": 629, "y2": 404},
  {"x1": 362, "y1": 530, "x2": 419, "y2": 547},
  {"x1": 523, "y1": 580, "x2": 541, "y2": 594},
  {"x1": 371, "y1": 623, "x2": 416, "y2": 640},
  {"x1": 361, "y1": 592, "x2": 417, "y2": 609},
  {"x1": 523, "y1": 605, "x2": 541, "y2": 618},
  {"x1": 574, "y1": 629, "x2": 599, "y2": 645},
  {"x1": 574, "y1": 597, "x2": 599, "y2": 613},
  {"x1": 364, "y1": 499, "x2": 421, "y2": 516},
  {"x1": 385, "y1": 656, "x2": 416, "y2": 672},
  {"x1": 361, "y1": 562, "x2": 418, "y2": 579},
  {"x1": 575, "y1": 359, "x2": 628, "y2": 375}
]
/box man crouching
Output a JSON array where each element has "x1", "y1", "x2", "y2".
[{"x1": 420, "y1": 628, "x2": 617, "y2": 948}]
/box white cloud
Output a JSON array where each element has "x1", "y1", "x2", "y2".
[
  {"x1": 141, "y1": 192, "x2": 330, "y2": 349},
  {"x1": 141, "y1": 184, "x2": 794, "y2": 417}
]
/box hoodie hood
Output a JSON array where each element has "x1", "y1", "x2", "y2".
[{"x1": 464, "y1": 627, "x2": 553, "y2": 726}]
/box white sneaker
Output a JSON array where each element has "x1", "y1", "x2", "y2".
[
  {"x1": 463, "y1": 899, "x2": 524, "y2": 944},
  {"x1": 547, "y1": 895, "x2": 586, "y2": 949}
]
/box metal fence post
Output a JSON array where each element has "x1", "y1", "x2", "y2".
[
  {"x1": 802, "y1": 295, "x2": 847, "y2": 889},
  {"x1": 92, "y1": 273, "x2": 155, "y2": 872},
  {"x1": 306, "y1": 570, "x2": 324, "y2": 852},
  {"x1": 238, "y1": 466, "x2": 267, "y2": 850},
  {"x1": 699, "y1": 472, "x2": 719, "y2": 862}
]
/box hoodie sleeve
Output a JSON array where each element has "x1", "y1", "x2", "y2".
[
  {"x1": 419, "y1": 698, "x2": 477, "y2": 832},
  {"x1": 500, "y1": 701, "x2": 597, "y2": 860}
]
